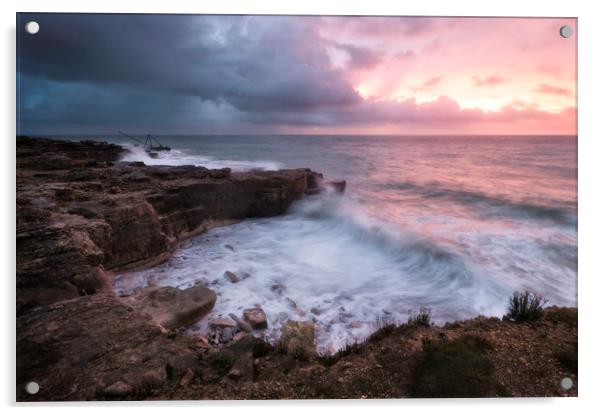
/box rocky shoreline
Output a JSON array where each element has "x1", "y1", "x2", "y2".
[{"x1": 16, "y1": 137, "x2": 577, "y2": 400}]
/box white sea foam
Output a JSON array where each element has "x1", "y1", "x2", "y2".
[
  {"x1": 120, "y1": 144, "x2": 282, "y2": 171},
  {"x1": 113, "y1": 192, "x2": 548, "y2": 354}
]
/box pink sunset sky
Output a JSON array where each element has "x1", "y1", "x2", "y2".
[
  {"x1": 308, "y1": 16, "x2": 577, "y2": 135},
  {"x1": 19, "y1": 15, "x2": 577, "y2": 135}
]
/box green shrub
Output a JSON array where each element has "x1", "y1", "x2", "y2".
[
  {"x1": 408, "y1": 307, "x2": 432, "y2": 327},
  {"x1": 411, "y1": 335, "x2": 500, "y2": 398},
  {"x1": 504, "y1": 291, "x2": 547, "y2": 322}
]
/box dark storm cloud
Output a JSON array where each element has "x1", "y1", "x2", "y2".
[{"x1": 18, "y1": 13, "x2": 364, "y2": 133}]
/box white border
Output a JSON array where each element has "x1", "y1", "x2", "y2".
[{"x1": 2, "y1": 0, "x2": 601, "y2": 414}]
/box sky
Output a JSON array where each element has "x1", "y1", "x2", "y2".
[{"x1": 17, "y1": 14, "x2": 577, "y2": 135}]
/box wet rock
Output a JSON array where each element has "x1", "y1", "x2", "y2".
[
  {"x1": 243, "y1": 307, "x2": 268, "y2": 330},
  {"x1": 277, "y1": 320, "x2": 317, "y2": 359},
  {"x1": 233, "y1": 331, "x2": 248, "y2": 342},
  {"x1": 310, "y1": 307, "x2": 321, "y2": 315},
  {"x1": 229, "y1": 313, "x2": 253, "y2": 333},
  {"x1": 271, "y1": 283, "x2": 286, "y2": 295},
  {"x1": 209, "y1": 318, "x2": 237, "y2": 329},
  {"x1": 306, "y1": 173, "x2": 323, "y2": 190},
  {"x1": 128, "y1": 284, "x2": 217, "y2": 330},
  {"x1": 224, "y1": 271, "x2": 240, "y2": 283},
  {"x1": 224, "y1": 244, "x2": 234, "y2": 251}
]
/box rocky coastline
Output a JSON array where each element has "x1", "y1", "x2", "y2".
[{"x1": 16, "y1": 137, "x2": 577, "y2": 400}]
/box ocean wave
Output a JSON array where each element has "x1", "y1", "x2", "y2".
[
  {"x1": 120, "y1": 144, "x2": 282, "y2": 171},
  {"x1": 381, "y1": 181, "x2": 576, "y2": 226},
  {"x1": 114, "y1": 192, "x2": 510, "y2": 353}
]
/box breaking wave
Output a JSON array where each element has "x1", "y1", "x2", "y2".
[
  {"x1": 120, "y1": 144, "x2": 283, "y2": 171},
  {"x1": 113, "y1": 192, "x2": 538, "y2": 353}
]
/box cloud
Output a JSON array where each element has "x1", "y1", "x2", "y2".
[
  {"x1": 421, "y1": 75, "x2": 443, "y2": 88},
  {"x1": 536, "y1": 83, "x2": 572, "y2": 96},
  {"x1": 17, "y1": 14, "x2": 576, "y2": 134},
  {"x1": 473, "y1": 75, "x2": 506, "y2": 87},
  {"x1": 18, "y1": 14, "x2": 362, "y2": 116},
  {"x1": 333, "y1": 42, "x2": 383, "y2": 70}
]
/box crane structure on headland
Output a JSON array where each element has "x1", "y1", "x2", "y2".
[{"x1": 118, "y1": 131, "x2": 171, "y2": 158}]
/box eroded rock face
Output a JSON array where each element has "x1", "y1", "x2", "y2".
[
  {"x1": 16, "y1": 136, "x2": 322, "y2": 312},
  {"x1": 126, "y1": 284, "x2": 217, "y2": 330}
]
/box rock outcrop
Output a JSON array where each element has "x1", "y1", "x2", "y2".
[
  {"x1": 16, "y1": 136, "x2": 324, "y2": 401},
  {"x1": 125, "y1": 284, "x2": 217, "y2": 330},
  {"x1": 16, "y1": 136, "x2": 322, "y2": 312}
]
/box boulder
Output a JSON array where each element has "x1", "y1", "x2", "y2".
[
  {"x1": 129, "y1": 284, "x2": 216, "y2": 330},
  {"x1": 243, "y1": 307, "x2": 268, "y2": 330},
  {"x1": 224, "y1": 271, "x2": 240, "y2": 283},
  {"x1": 277, "y1": 320, "x2": 317, "y2": 359}
]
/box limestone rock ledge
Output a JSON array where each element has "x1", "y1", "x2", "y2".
[{"x1": 16, "y1": 136, "x2": 322, "y2": 312}]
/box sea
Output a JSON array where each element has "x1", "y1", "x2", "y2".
[{"x1": 65, "y1": 135, "x2": 578, "y2": 353}]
